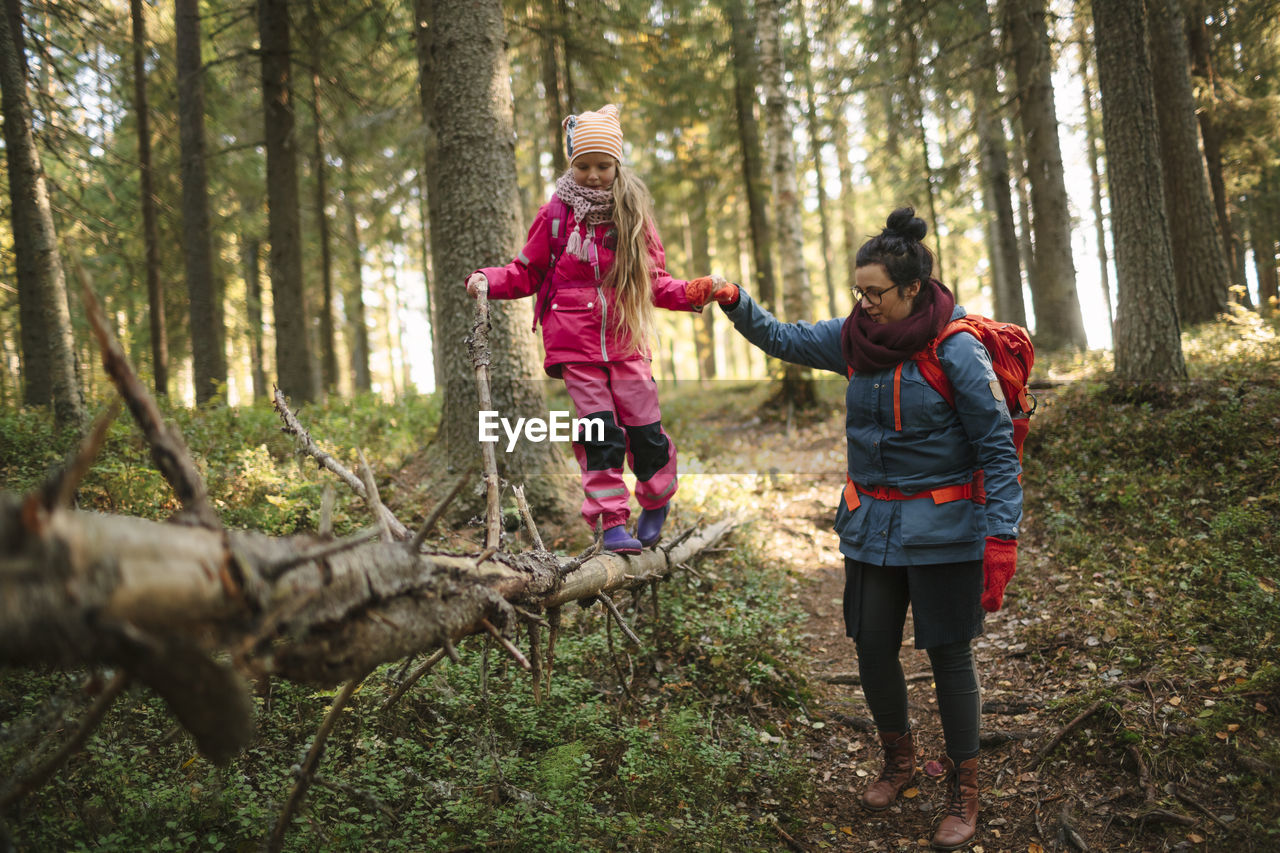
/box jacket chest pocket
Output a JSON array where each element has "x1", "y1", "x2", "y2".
[
  {"x1": 550, "y1": 286, "x2": 600, "y2": 314},
  {"x1": 898, "y1": 373, "x2": 953, "y2": 431}
]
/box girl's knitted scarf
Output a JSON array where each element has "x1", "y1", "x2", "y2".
[
  {"x1": 554, "y1": 171, "x2": 614, "y2": 261},
  {"x1": 840, "y1": 277, "x2": 955, "y2": 373}
]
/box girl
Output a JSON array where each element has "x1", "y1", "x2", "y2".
[
  {"x1": 714, "y1": 208, "x2": 1022, "y2": 850},
  {"x1": 465, "y1": 104, "x2": 723, "y2": 554}
]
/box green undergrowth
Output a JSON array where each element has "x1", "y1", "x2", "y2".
[
  {"x1": 1021, "y1": 311, "x2": 1280, "y2": 842},
  {"x1": 0, "y1": 391, "x2": 439, "y2": 535},
  {"x1": 1, "y1": 537, "x2": 810, "y2": 851}
]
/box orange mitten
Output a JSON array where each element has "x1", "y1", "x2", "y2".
[
  {"x1": 712, "y1": 280, "x2": 739, "y2": 306},
  {"x1": 686, "y1": 276, "x2": 716, "y2": 306}
]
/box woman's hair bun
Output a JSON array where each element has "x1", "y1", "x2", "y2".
[{"x1": 884, "y1": 206, "x2": 927, "y2": 242}]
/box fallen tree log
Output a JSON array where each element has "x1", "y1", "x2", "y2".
[{"x1": 0, "y1": 491, "x2": 734, "y2": 758}]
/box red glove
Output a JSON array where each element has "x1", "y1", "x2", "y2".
[
  {"x1": 711, "y1": 280, "x2": 739, "y2": 306},
  {"x1": 686, "y1": 276, "x2": 716, "y2": 306},
  {"x1": 981, "y1": 536, "x2": 1017, "y2": 612}
]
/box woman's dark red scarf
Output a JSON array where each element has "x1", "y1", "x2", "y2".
[{"x1": 841, "y1": 277, "x2": 955, "y2": 373}]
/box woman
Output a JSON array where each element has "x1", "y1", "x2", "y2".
[{"x1": 706, "y1": 208, "x2": 1021, "y2": 850}]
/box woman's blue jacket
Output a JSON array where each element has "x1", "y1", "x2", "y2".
[{"x1": 722, "y1": 289, "x2": 1022, "y2": 566}]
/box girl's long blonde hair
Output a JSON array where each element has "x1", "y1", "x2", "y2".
[{"x1": 604, "y1": 164, "x2": 658, "y2": 354}]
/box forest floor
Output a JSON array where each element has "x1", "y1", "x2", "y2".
[{"x1": 665, "y1": 366, "x2": 1280, "y2": 853}]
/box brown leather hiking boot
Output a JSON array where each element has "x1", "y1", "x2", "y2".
[
  {"x1": 931, "y1": 756, "x2": 979, "y2": 850},
  {"x1": 860, "y1": 730, "x2": 916, "y2": 810}
]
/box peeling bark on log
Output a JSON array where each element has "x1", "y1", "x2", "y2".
[{"x1": 0, "y1": 493, "x2": 734, "y2": 758}]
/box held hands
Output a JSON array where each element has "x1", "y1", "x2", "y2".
[
  {"x1": 981, "y1": 536, "x2": 1018, "y2": 612},
  {"x1": 465, "y1": 273, "x2": 489, "y2": 298},
  {"x1": 686, "y1": 275, "x2": 740, "y2": 308}
]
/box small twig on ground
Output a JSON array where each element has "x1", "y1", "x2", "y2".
[
  {"x1": 1174, "y1": 784, "x2": 1231, "y2": 829},
  {"x1": 769, "y1": 815, "x2": 810, "y2": 853},
  {"x1": 0, "y1": 671, "x2": 129, "y2": 810},
  {"x1": 381, "y1": 649, "x2": 448, "y2": 710},
  {"x1": 312, "y1": 774, "x2": 396, "y2": 819},
  {"x1": 1127, "y1": 745, "x2": 1158, "y2": 803},
  {"x1": 1027, "y1": 698, "x2": 1106, "y2": 768},
  {"x1": 511, "y1": 484, "x2": 545, "y2": 551},
  {"x1": 408, "y1": 473, "x2": 470, "y2": 553},
  {"x1": 480, "y1": 618, "x2": 531, "y2": 671},
  {"x1": 1133, "y1": 808, "x2": 1196, "y2": 827},
  {"x1": 267, "y1": 670, "x2": 370, "y2": 853},
  {"x1": 662, "y1": 525, "x2": 697, "y2": 553},
  {"x1": 545, "y1": 607, "x2": 561, "y2": 695},
  {"x1": 474, "y1": 545, "x2": 499, "y2": 568},
  {"x1": 597, "y1": 592, "x2": 641, "y2": 645},
  {"x1": 1059, "y1": 803, "x2": 1091, "y2": 851}
]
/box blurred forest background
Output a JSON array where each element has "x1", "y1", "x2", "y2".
[{"x1": 2, "y1": 0, "x2": 1277, "y2": 428}]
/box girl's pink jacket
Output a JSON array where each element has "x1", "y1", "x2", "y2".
[{"x1": 475, "y1": 200, "x2": 700, "y2": 376}]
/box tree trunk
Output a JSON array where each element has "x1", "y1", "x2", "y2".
[
  {"x1": 1184, "y1": 1, "x2": 1240, "y2": 293},
  {"x1": 175, "y1": 0, "x2": 225, "y2": 405},
  {"x1": 833, "y1": 102, "x2": 859, "y2": 303},
  {"x1": 539, "y1": 0, "x2": 566, "y2": 177},
  {"x1": 1079, "y1": 36, "x2": 1114, "y2": 337},
  {"x1": 1005, "y1": 0, "x2": 1088, "y2": 351},
  {"x1": 1091, "y1": 0, "x2": 1186, "y2": 382},
  {"x1": 130, "y1": 0, "x2": 168, "y2": 398},
  {"x1": 415, "y1": 0, "x2": 577, "y2": 522},
  {"x1": 726, "y1": 0, "x2": 776, "y2": 311},
  {"x1": 259, "y1": 0, "x2": 316, "y2": 403},
  {"x1": 303, "y1": 0, "x2": 338, "y2": 393},
  {"x1": 798, "y1": 0, "x2": 837, "y2": 318},
  {"x1": 243, "y1": 237, "x2": 269, "y2": 402},
  {"x1": 341, "y1": 174, "x2": 373, "y2": 394},
  {"x1": 689, "y1": 176, "x2": 716, "y2": 380},
  {"x1": 967, "y1": 0, "x2": 1025, "y2": 326},
  {"x1": 1147, "y1": 0, "x2": 1228, "y2": 325},
  {"x1": 759, "y1": 0, "x2": 816, "y2": 408},
  {"x1": 0, "y1": 0, "x2": 85, "y2": 429}
]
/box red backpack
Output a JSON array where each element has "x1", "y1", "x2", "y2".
[{"x1": 913, "y1": 315, "x2": 1037, "y2": 463}]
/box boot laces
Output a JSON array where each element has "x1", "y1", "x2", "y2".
[{"x1": 945, "y1": 770, "x2": 965, "y2": 819}]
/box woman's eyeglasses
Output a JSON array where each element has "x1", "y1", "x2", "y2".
[{"x1": 851, "y1": 285, "x2": 894, "y2": 306}]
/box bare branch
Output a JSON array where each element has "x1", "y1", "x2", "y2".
[
  {"x1": 407, "y1": 473, "x2": 469, "y2": 554},
  {"x1": 511, "y1": 484, "x2": 544, "y2": 551}
]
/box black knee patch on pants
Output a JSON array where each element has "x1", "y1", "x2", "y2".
[
  {"x1": 577, "y1": 411, "x2": 626, "y2": 470},
  {"x1": 624, "y1": 422, "x2": 670, "y2": 481}
]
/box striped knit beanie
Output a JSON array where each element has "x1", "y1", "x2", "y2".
[{"x1": 563, "y1": 104, "x2": 624, "y2": 165}]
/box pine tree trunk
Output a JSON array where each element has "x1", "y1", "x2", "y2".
[
  {"x1": 259, "y1": 0, "x2": 316, "y2": 403},
  {"x1": 1147, "y1": 0, "x2": 1228, "y2": 325},
  {"x1": 175, "y1": 0, "x2": 225, "y2": 405},
  {"x1": 415, "y1": 0, "x2": 577, "y2": 522},
  {"x1": 340, "y1": 177, "x2": 372, "y2": 394},
  {"x1": 1184, "y1": 0, "x2": 1241, "y2": 293},
  {"x1": 130, "y1": 0, "x2": 168, "y2": 398},
  {"x1": 726, "y1": 0, "x2": 776, "y2": 311},
  {"x1": 1091, "y1": 0, "x2": 1186, "y2": 382},
  {"x1": 0, "y1": 0, "x2": 84, "y2": 429},
  {"x1": 967, "y1": 0, "x2": 1024, "y2": 325},
  {"x1": 1005, "y1": 0, "x2": 1088, "y2": 351},
  {"x1": 304, "y1": 0, "x2": 338, "y2": 393},
  {"x1": 540, "y1": 0, "x2": 566, "y2": 176},
  {"x1": 242, "y1": 237, "x2": 269, "y2": 401},
  {"x1": 798, "y1": 0, "x2": 836, "y2": 318},
  {"x1": 759, "y1": 0, "x2": 815, "y2": 408},
  {"x1": 833, "y1": 104, "x2": 859, "y2": 301},
  {"x1": 1079, "y1": 37, "x2": 1114, "y2": 336},
  {"x1": 689, "y1": 177, "x2": 716, "y2": 380}
]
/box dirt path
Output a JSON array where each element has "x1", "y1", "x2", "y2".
[{"x1": 706, "y1": 410, "x2": 1142, "y2": 852}]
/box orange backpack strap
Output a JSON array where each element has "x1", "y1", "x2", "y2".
[{"x1": 912, "y1": 319, "x2": 970, "y2": 411}]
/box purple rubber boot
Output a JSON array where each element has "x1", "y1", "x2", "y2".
[
  {"x1": 602, "y1": 525, "x2": 642, "y2": 555},
  {"x1": 635, "y1": 503, "x2": 670, "y2": 548}
]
